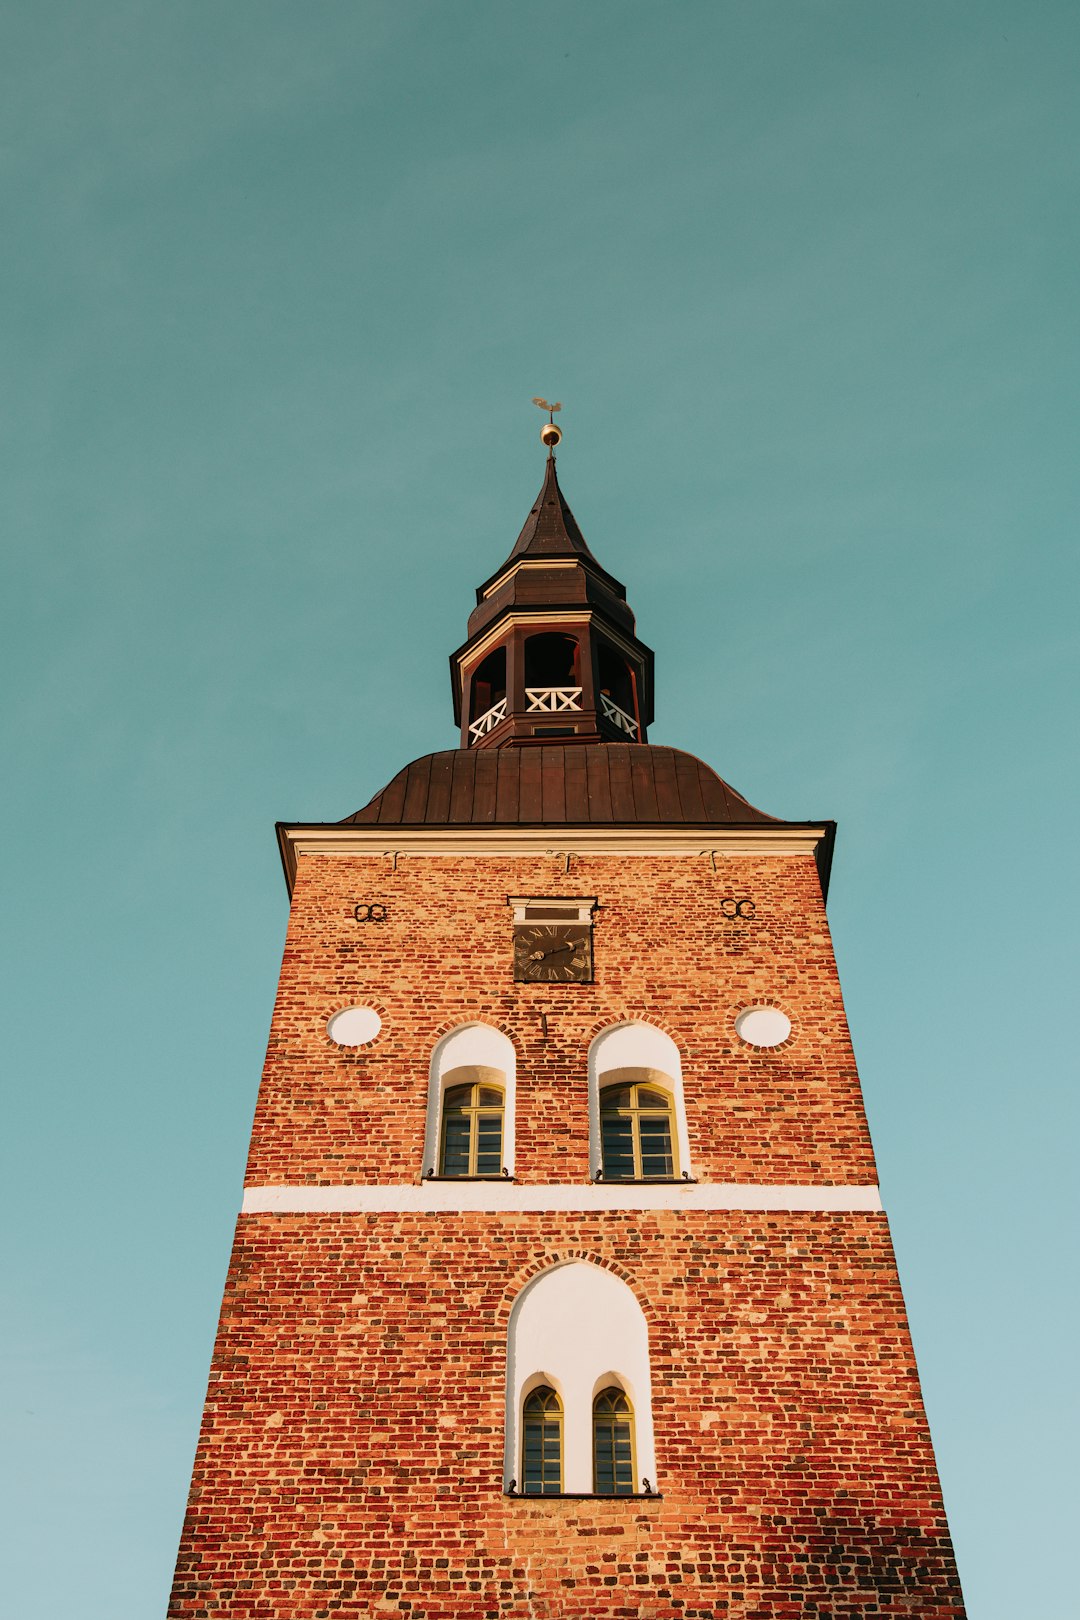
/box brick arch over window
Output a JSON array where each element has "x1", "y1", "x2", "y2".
[
  {"x1": 587, "y1": 1022, "x2": 691, "y2": 1182},
  {"x1": 504, "y1": 1260, "x2": 656, "y2": 1495},
  {"x1": 496, "y1": 1251, "x2": 660, "y2": 1329},
  {"x1": 426, "y1": 1014, "x2": 522, "y2": 1051},
  {"x1": 421, "y1": 1024, "x2": 517, "y2": 1179}
]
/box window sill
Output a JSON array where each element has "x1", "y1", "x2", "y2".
[
  {"x1": 591, "y1": 1177, "x2": 698, "y2": 1186},
  {"x1": 424, "y1": 1174, "x2": 515, "y2": 1183},
  {"x1": 506, "y1": 1491, "x2": 662, "y2": 1501}
]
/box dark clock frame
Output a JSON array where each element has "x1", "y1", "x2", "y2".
[{"x1": 509, "y1": 897, "x2": 597, "y2": 985}]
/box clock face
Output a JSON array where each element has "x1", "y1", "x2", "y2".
[{"x1": 513, "y1": 923, "x2": 593, "y2": 983}]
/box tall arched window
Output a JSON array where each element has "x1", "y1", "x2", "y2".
[
  {"x1": 588, "y1": 1023, "x2": 691, "y2": 1184},
  {"x1": 592, "y1": 1387, "x2": 635, "y2": 1495},
  {"x1": 599, "y1": 1076, "x2": 677, "y2": 1180},
  {"x1": 505, "y1": 1261, "x2": 656, "y2": 1494},
  {"x1": 522, "y1": 1386, "x2": 563, "y2": 1494},
  {"x1": 423, "y1": 1025, "x2": 516, "y2": 1180},
  {"x1": 439, "y1": 1071, "x2": 504, "y2": 1177}
]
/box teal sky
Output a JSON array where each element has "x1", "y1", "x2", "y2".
[{"x1": 3, "y1": 5, "x2": 1078, "y2": 1615}]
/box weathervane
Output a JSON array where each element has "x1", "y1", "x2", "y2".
[{"x1": 532, "y1": 396, "x2": 563, "y2": 450}]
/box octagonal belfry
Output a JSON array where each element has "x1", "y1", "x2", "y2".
[{"x1": 451, "y1": 453, "x2": 655, "y2": 749}]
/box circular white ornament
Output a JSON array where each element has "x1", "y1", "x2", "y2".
[
  {"x1": 735, "y1": 1007, "x2": 791, "y2": 1048},
  {"x1": 327, "y1": 1006, "x2": 382, "y2": 1047}
]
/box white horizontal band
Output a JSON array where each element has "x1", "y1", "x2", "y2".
[
  {"x1": 277, "y1": 823, "x2": 828, "y2": 890},
  {"x1": 241, "y1": 1183, "x2": 882, "y2": 1214}
]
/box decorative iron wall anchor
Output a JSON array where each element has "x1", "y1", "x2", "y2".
[{"x1": 354, "y1": 903, "x2": 389, "y2": 923}]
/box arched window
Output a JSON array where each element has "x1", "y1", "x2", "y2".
[
  {"x1": 439, "y1": 1071, "x2": 504, "y2": 1178},
  {"x1": 592, "y1": 1387, "x2": 635, "y2": 1495},
  {"x1": 505, "y1": 1261, "x2": 656, "y2": 1494},
  {"x1": 599, "y1": 1075, "x2": 677, "y2": 1180},
  {"x1": 588, "y1": 1023, "x2": 691, "y2": 1184},
  {"x1": 522, "y1": 1386, "x2": 563, "y2": 1494},
  {"x1": 423, "y1": 1025, "x2": 516, "y2": 1180}
]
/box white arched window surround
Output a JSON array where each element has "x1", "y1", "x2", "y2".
[
  {"x1": 505, "y1": 1260, "x2": 656, "y2": 1495},
  {"x1": 588, "y1": 1022, "x2": 691, "y2": 1182},
  {"x1": 422, "y1": 1024, "x2": 517, "y2": 1179}
]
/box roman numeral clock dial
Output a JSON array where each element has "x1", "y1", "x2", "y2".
[
  {"x1": 510, "y1": 899, "x2": 596, "y2": 984},
  {"x1": 514, "y1": 924, "x2": 592, "y2": 983}
]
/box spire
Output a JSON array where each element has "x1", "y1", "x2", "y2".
[
  {"x1": 449, "y1": 415, "x2": 655, "y2": 751},
  {"x1": 503, "y1": 453, "x2": 598, "y2": 565}
]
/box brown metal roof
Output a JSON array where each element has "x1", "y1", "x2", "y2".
[{"x1": 341, "y1": 744, "x2": 786, "y2": 827}]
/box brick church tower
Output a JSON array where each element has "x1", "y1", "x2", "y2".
[{"x1": 170, "y1": 422, "x2": 966, "y2": 1618}]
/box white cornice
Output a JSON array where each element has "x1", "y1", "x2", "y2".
[
  {"x1": 277, "y1": 823, "x2": 829, "y2": 891},
  {"x1": 242, "y1": 1183, "x2": 882, "y2": 1215},
  {"x1": 457, "y1": 612, "x2": 646, "y2": 676},
  {"x1": 457, "y1": 610, "x2": 595, "y2": 670}
]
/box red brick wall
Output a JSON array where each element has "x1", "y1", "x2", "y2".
[
  {"x1": 169, "y1": 846, "x2": 966, "y2": 1616},
  {"x1": 247, "y1": 850, "x2": 876, "y2": 1187},
  {"x1": 169, "y1": 1212, "x2": 964, "y2": 1618}
]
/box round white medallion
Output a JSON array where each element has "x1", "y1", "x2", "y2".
[
  {"x1": 327, "y1": 1006, "x2": 382, "y2": 1047},
  {"x1": 735, "y1": 1007, "x2": 791, "y2": 1048}
]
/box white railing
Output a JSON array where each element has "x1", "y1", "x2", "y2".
[
  {"x1": 526, "y1": 686, "x2": 583, "y2": 713},
  {"x1": 468, "y1": 697, "x2": 507, "y2": 742},
  {"x1": 600, "y1": 693, "x2": 639, "y2": 738}
]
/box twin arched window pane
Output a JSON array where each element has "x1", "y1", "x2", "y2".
[
  {"x1": 593, "y1": 1387, "x2": 635, "y2": 1494},
  {"x1": 522, "y1": 1386, "x2": 563, "y2": 1494},
  {"x1": 521, "y1": 1386, "x2": 636, "y2": 1496},
  {"x1": 600, "y1": 1078, "x2": 676, "y2": 1180},
  {"x1": 440, "y1": 1077, "x2": 504, "y2": 1177}
]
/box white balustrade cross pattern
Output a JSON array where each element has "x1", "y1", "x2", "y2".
[
  {"x1": 525, "y1": 686, "x2": 583, "y2": 713},
  {"x1": 468, "y1": 697, "x2": 507, "y2": 742},
  {"x1": 600, "y1": 694, "x2": 639, "y2": 738}
]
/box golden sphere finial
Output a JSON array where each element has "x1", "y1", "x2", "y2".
[{"x1": 532, "y1": 396, "x2": 563, "y2": 451}]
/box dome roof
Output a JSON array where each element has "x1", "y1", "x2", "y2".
[{"x1": 341, "y1": 744, "x2": 785, "y2": 827}]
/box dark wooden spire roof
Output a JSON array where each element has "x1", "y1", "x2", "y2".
[
  {"x1": 340, "y1": 744, "x2": 784, "y2": 827},
  {"x1": 502, "y1": 453, "x2": 596, "y2": 565}
]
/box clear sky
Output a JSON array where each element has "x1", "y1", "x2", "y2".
[{"x1": 2, "y1": 5, "x2": 1077, "y2": 1616}]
